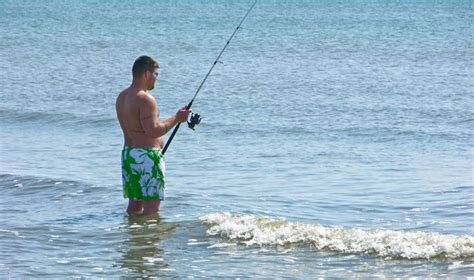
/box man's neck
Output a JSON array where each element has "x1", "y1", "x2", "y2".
[{"x1": 130, "y1": 80, "x2": 148, "y2": 92}]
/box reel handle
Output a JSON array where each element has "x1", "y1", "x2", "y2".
[{"x1": 187, "y1": 113, "x2": 201, "y2": 130}]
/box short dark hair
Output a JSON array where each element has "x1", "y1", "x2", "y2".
[{"x1": 132, "y1": 55, "x2": 159, "y2": 78}]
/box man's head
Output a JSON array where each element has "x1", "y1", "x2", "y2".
[{"x1": 132, "y1": 55, "x2": 159, "y2": 90}]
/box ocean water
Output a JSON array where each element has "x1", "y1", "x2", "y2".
[{"x1": 1, "y1": 0, "x2": 473, "y2": 278}]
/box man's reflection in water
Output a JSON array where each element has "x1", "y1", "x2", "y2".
[{"x1": 117, "y1": 214, "x2": 178, "y2": 277}]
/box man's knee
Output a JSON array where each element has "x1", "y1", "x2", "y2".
[
  {"x1": 127, "y1": 199, "x2": 144, "y2": 215},
  {"x1": 142, "y1": 201, "x2": 161, "y2": 215}
]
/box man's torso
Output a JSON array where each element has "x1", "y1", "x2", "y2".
[{"x1": 116, "y1": 88, "x2": 163, "y2": 148}]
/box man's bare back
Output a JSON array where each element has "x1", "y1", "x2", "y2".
[{"x1": 116, "y1": 87, "x2": 164, "y2": 149}]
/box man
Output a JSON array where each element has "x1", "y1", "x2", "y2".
[{"x1": 116, "y1": 55, "x2": 191, "y2": 216}]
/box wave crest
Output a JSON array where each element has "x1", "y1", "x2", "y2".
[{"x1": 201, "y1": 213, "x2": 474, "y2": 260}]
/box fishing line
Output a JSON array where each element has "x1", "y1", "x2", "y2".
[{"x1": 162, "y1": 0, "x2": 257, "y2": 155}]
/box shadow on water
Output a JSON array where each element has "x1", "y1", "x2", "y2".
[{"x1": 115, "y1": 214, "x2": 179, "y2": 277}]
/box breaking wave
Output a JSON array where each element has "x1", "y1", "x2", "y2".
[{"x1": 201, "y1": 213, "x2": 474, "y2": 260}]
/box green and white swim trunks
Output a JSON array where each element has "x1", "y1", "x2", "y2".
[{"x1": 121, "y1": 146, "x2": 166, "y2": 201}]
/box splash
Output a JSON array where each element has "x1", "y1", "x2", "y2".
[{"x1": 201, "y1": 213, "x2": 474, "y2": 260}]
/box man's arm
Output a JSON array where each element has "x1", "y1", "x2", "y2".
[{"x1": 140, "y1": 94, "x2": 189, "y2": 138}]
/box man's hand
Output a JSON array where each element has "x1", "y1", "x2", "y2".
[{"x1": 176, "y1": 107, "x2": 192, "y2": 123}]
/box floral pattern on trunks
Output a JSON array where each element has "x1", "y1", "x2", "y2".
[{"x1": 121, "y1": 146, "x2": 165, "y2": 201}]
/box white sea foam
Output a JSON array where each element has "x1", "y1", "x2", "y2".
[
  {"x1": 201, "y1": 213, "x2": 474, "y2": 260},
  {"x1": 0, "y1": 229, "x2": 20, "y2": 237},
  {"x1": 410, "y1": 208, "x2": 429, "y2": 212}
]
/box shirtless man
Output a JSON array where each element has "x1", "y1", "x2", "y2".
[{"x1": 116, "y1": 55, "x2": 191, "y2": 216}]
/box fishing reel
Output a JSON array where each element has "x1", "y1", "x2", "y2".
[{"x1": 187, "y1": 112, "x2": 201, "y2": 130}]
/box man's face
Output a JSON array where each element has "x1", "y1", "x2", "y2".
[{"x1": 146, "y1": 68, "x2": 159, "y2": 90}]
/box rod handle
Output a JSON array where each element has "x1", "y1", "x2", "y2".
[{"x1": 162, "y1": 122, "x2": 181, "y2": 155}]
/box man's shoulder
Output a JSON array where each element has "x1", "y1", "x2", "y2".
[
  {"x1": 116, "y1": 89, "x2": 128, "y2": 107},
  {"x1": 120, "y1": 88, "x2": 154, "y2": 102},
  {"x1": 136, "y1": 91, "x2": 155, "y2": 103},
  {"x1": 134, "y1": 92, "x2": 157, "y2": 111},
  {"x1": 117, "y1": 88, "x2": 128, "y2": 99}
]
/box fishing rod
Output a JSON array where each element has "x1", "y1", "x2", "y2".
[{"x1": 162, "y1": 0, "x2": 258, "y2": 155}]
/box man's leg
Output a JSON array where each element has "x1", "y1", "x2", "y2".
[
  {"x1": 127, "y1": 199, "x2": 144, "y2": 215},
  {"x1": 142, "y1": 201, "x2": 161, "y2": 216}
]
